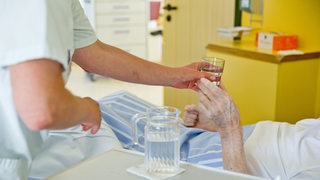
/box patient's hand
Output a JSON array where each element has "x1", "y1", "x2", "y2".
[
  {"x1": 197, "y1": 78, "x2": 241, "y2": 132},
  {"x1": 183, "y1": 104, "x2": 218, "y2": 132},
  {"x1": 197, "y1": 78, "x2": 247, "y2": 174}
]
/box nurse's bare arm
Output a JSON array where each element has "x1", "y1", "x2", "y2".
[
  {"x1": 10, "y1": 59, "x2": 101, "y2": 134},
  {"x1": 72, "y1": 40, "x2": 213, "y2": 91},
  {"x1": 197, "y1": 78, "x2": 248, "y2": 174}
]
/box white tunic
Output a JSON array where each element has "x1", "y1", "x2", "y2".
[
  {"x1": 245, "y1": 119, "x2": 320, "y2": 180},
  {"x1": 0, "y1": 0, "x2": 96, "y2": 179}
]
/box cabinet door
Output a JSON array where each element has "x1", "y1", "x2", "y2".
[{"x1": 162, "y1": 0, "x2": 235, "y2": 111}]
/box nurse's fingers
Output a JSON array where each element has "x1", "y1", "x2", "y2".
[
  {"x1": 90, "y1": 126, "x2": 100, "y2": 134},
  {"x1": 81, "y1": 122, "x2": 101, "y2": 134}
]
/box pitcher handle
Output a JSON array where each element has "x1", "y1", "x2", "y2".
[{"x1": 131, "y1": 113, "x2": 146, "y2": 146}]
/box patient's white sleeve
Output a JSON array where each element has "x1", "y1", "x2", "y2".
[{"x1": 244, "y1": 119, "x2": 320, "y2": 179}]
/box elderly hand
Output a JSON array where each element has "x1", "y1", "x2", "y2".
[
  {"x1": 196, "y1": 78, "x2": 248, "y2": 173},
  {"x1": 197, "y1": 78, "x2": 241, "y2": 132},
  {"x1": 183, "y1": 104, "x2": 219, "y2": 132}
]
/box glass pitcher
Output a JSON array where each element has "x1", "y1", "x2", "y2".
[{"x1": 132, "y1": 106, "x2": 180, "y2": 174}]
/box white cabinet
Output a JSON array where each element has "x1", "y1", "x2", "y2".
[{"x1": 93, "y1": 0, "x2": 149, "y2": 59}]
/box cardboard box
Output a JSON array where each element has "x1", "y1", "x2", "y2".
[{"x1": 256, "y1": 32, "x2": 298, "y2": 50}]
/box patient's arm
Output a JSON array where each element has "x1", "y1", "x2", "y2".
[
  {"x1": 183, "y1": 103, "x2": 247, "y2": 173},
  {"x1": 193, "y1": 78, "x2": 248, "y2": 174},
  {"x1": 219, "y1": 123, "x2": 247, "y2": 173}
]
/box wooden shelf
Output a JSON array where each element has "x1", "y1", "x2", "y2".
[{"x1": 206, "y1": 41, "x2": 320, "y2": 63}]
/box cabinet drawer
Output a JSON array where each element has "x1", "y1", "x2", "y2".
[
  {"x1": 95, "y1": 1, "x2": 146, "y2": 14},
  {"x1": 96, "y1": 14, "x2": 146, "y2": 26},
  {"x1": 96, "y1": 26, "x2": 147, "y2": 44}
]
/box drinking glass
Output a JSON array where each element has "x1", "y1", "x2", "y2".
[{"x1": 200, "y1": 57, "x2": 225, "y2": 86}]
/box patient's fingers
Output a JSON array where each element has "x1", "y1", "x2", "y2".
[
  {"x1": 197, "y1": 79, "x2": 213, "y2": 99},
  {"x1": 184, "y1": 104, "x2": 198, "y2": 114},
  {"x1": 198, "y1": 78, "x2": 229, "y2": 112},
  {"x1": 198, "y1": 92, "x2": 212, "y2": 118},
  {"x1": 183, "y1": 113, "x2": 198, "y2": 126},
  {"x1": 183, "y1": 104, "x2": 199, "y2": 126},
  {"x1": 198, "y1": 78, "x2": 223, "y2": 101},
  {"x1": 183, "y1": 119, "x2": 196, "y2": 126}
]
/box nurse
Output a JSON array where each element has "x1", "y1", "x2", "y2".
[{"x1": 0, "y1": 0, "x2": 212, "y2": 179}]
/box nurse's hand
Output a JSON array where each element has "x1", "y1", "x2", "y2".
[
  {"x1": 170, "y1": 62, "x2": 215, "y2": 91},
  {"x1": 80, "y1": 97, "x2": 102, "y2": 134}
]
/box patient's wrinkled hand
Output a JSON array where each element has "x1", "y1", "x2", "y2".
[
  {"x1": 197, "y1": 78, "x2": 241, "y2": 132},
  {"x1": 183, "y1": 104, "x2": 218, "y2": 132},
  {"x1": 183, "y1": 104, "x2": 198, "y2": 127}
]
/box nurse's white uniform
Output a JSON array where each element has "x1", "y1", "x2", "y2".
[{"x1": 0, "y1": 0, "x2": 111, "y2": 179}]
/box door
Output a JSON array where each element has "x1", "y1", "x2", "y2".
[{"x1": 161, "y1": 0, "x2": 235, "y2": 112}]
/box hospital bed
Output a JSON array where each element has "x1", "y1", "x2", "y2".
[{"x1": 28, "y1": 91, "x2": 259, "y2": 180}]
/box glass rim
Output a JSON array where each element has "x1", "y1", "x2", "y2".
[
  {"x1": 201, "y1": 56, "x2": 225, "y2": 62},
  {"x1": 147, "y1": 106, "x2": 180, "y2": 112}
]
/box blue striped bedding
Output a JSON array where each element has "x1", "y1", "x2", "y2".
[{"x1": 99, "y1": 91, "x2": 255, "y2": 169}]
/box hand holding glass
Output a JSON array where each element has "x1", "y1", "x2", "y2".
[{"x1": 200, "y1": 57, "x2": 225, "y2": 86}]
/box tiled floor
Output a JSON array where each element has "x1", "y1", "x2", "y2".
[{"x1": 66, "y1": 64, "x2": 164, "y2": 106}]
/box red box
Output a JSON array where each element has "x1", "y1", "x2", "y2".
[
  {"x1": 150, "y1": 1, "x2": 161, "y2": 20},
  {"x1": 256, "y1": 32, "x2": 298, "y2": 50}
]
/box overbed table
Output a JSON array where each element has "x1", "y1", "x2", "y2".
[{"x1": 46, "y1": 148, "x2": 264, "y2": 180}]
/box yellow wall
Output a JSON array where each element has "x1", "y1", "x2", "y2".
[
  {"x1": 241, "y1": 0, "x2": 320, "y2": 119},
  {"x1": 317, "y1": 62, "x2": 320, "y2": 117},
  {"x1": 276, "y1": 59, "x2": 319, "y2": 121},
  {"x1": 242, "y1": 0, "x2": 320, "y2": 52}
]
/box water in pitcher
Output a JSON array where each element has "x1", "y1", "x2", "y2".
[
  {"x1": 144, "y1": 119, "x2": 180, "y2": 173},
  {"x1": 132, "y1": 107, "x2": 181, "y2": 174}
]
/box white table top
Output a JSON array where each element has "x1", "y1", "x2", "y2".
[{"x1": 46, "y1": 148, "x2": 264, "y2": 180}]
